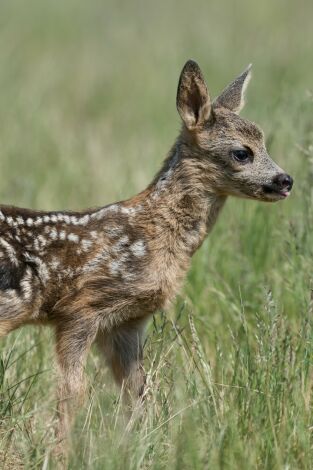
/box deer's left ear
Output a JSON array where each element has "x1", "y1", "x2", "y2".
[
  {"x1": 214, "y1": 64, "x2": 252, "y2": 114},
  {"x1": 176, "y1": 60, "x2": 211, "y2": 130}
]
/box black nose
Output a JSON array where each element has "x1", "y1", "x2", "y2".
[{"x1": 273, "y1": 173, "x2": 293, "y2": 191}]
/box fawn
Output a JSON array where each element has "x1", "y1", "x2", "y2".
[{"x1": 0, "y1": 60, "x2": 292, "y2": 443}]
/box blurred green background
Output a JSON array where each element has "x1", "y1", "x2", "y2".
[{"x1": 0, "y1": 0, "x2": 313, "y2": 468}]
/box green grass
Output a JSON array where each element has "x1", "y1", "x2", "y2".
[{"x1": 0, "y1": 0, "x2": 313, "y2": 467}]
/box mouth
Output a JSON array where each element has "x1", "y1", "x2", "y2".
[{"x1": 262, "y1": 185, "x2": 291, "y2": 201}]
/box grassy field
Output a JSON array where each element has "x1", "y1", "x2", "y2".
[{"x1": 0, "y1": 0, "x2": 313, "y2": 468}]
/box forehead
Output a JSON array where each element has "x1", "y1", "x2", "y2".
[{"x1": 211, "y1": 107, "x2": 264, "y2": 143}]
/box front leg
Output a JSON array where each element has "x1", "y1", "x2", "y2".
[
  {"x1": 97, "y1": 318, "x2": 147, "y2": 399},
  {"x1": 54, "y1": 316, "x2": 99, "y2": 454}
]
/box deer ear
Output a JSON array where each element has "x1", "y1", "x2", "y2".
[
  {"x1": 176, "y1": 60, "x2": 211, "y2": 130},
  {"x1": 214, "y1": 64, "x2": 252, "y2": 114}
]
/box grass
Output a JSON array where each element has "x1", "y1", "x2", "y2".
[{"x1": 0, "y1": 0, "x2": 313, "y2": 467}]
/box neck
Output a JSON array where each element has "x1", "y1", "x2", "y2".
[{"x1": 144, "y1": 138, "x2": 226, "y2": 256}]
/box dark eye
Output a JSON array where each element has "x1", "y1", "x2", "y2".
[{"x1": 231, "y1": 149, "x2": 251, "y2": 163}]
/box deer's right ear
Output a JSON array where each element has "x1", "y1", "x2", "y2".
[{"x1": 176, "y1": 60, "x2": 211, "y2": 130}]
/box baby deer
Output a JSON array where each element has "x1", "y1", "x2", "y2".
[{"x1": 0, "y1": 61, "x2": 292, "y2": 444}]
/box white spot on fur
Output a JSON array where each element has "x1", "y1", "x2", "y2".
[
  {"x1": 50, "y1": 214, "x2": 58, "y2": 223},
  {"x1": 26, "y1": 218, "x2": 34, "y2": 226},
  {"x1": 6, "y1": 216, "x2": 13, "y2": 225},
  {"x1": 44, "y1": 215, "x2": 50, "y2": 223},
  {"x1": 50, "y1": 257, "x2": 60, "y2": 270},
  {"x1": 90, "y1": 231, "x2": 98, "y2": 239},
  {"x1": 37, "y1": 235, "x2": 47, "y2": 247},
  {"x1": 79, "y1": 214, "x2": 90, "y2": 225},
  {"x1": 109, "y1": 260, "x2": 123, "y2": 275},
  {"x1": 108, "y1": 204, "x2": 119, "y2": 213},
  {"x1": 24, "y1": 253, "x2": 50, "y2": 284},
  {"x1": 91, "y1": 204, "x2": 120, "y2": 220},
  {"x1": 33, "y1": 238, "x2": 40, "y2": 251},
  {"x1": 16, "y1": 216, "x2": 24, "y2": 225},
  {"x1": 109, "y1": 253, "x2": 129, "y2": 276},
  {"x1": 59, "y1": 230, "x2": 66, "y2": 240},
  {"x1": 0, "y1": 211, "x2": 5, "y2": 221},
  {"x1": 35, "y1": 217, "x2": 43, "y2": 226},
  {"x1": 68, "y1": 233, "x2": 79, "y2": 243},
  {"x1": 0, "y1": 238, "x2": 18, "y2": 265},
  {"x1": 49, "y1": 228, "x2": 58, "y2": 240},
  {"x1": 20, "y1": 267, "x2": 33, "y2": 301},
  {"x1": 130, "y1": 240, "x2": 146, "y2": 257},
  {"x1": 120, "y1": 206, "x2": 141, "y2": 215},
  {"x1": 112, "y1": 235, "x2": 129, "y2": 253},
  {"x1": 92, "y1": 209, "x2": 106, "y2": 220}
]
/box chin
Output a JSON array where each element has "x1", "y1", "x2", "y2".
[
  {"x1": 235, "y1": 190, "x2": 291, "y2": 202},
  {"x1": 257, "y1": 191, "x2": 291, "y2": 203}
]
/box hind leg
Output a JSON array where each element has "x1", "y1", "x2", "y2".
[{"x1": 97, "y1": 318, "x2": 147, "y2": 399}]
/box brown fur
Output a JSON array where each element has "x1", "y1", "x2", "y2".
[{"x1": 0, "y1": 60, "x2": 292, "y2": 447}]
